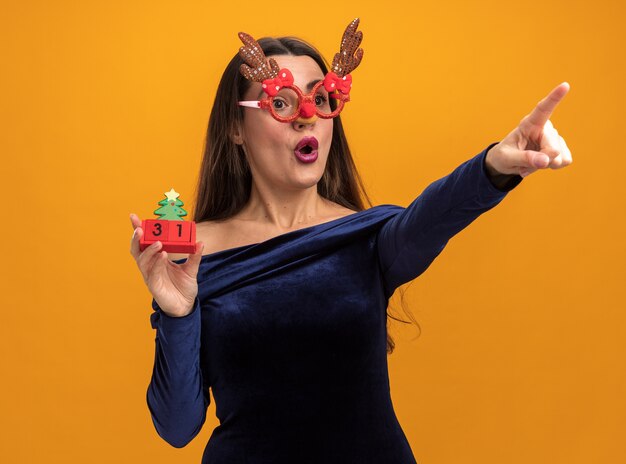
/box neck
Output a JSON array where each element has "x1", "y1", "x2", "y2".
[{"x1": 238, "y1": 181, "x2": 328, "y2": 230}]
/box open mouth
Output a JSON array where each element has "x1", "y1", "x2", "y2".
[{"x1": 294, "y1": 137, "x2": 319, "y2": 163}]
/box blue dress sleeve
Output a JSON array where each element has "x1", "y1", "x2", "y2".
[
  {"x1": 377, "y1": 144, "x2": 522, "y2": 298},
  {"x1": 146, "y1": 298, "x2": 210, "y2": 448}
]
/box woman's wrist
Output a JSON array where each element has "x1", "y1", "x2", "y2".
[
  {"x1": 159, "y1": 299, "x2": 197, "y2": 318},
  {"x1": 483, "y1": 143, "x2": 523, "y2": 191},
  {"x1": 484, "y1": 143, "x2": 505, "y2": 177}
]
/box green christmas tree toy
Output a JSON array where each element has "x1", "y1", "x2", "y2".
[{"x1": 139, "y1": 188, "x2": 197, "y2": 254}]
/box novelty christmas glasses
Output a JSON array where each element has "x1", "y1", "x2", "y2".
[{"x1": 237, "y1": 18, "x2": 364, "y2": 123}]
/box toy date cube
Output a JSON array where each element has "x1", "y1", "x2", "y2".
[{"x1": 139, "y1": 219, "x2": 197, "y2": 254}]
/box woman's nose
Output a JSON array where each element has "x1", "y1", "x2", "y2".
[{"x1": 293, "y1": 115, "x2": 318, "y2": 129}]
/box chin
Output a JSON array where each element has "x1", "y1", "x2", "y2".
[
  {"x1": 284, "y1": 166, "x2": 322, "y2": 187},
  {"x1": 293, "y1": 175, "x2": 323, "y2": 190}
]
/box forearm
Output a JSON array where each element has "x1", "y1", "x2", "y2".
[
  {"x1": 378, "y1": 144, "x2": 522, "y2": 296},
  {"x1": 147, "y1": 298, "x2": 209, "y2": 448}
]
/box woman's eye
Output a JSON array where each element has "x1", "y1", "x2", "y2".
[
  {"x1": 272, "y1": 99, "x2": 286, "y2": 110},
  {"x1": 315, "y1": 94, "x2": 328, "y2": 106}
]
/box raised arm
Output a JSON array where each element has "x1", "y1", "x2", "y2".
[
  {"x1": 377, "y1": 145, "x2": 520, "y2": 297},
  {"x1": 377, "y1": 82, "x2": 573, "y2": 298},
  {"x1": 129, "y1": 214, "x2": 209, "y2": 447}
]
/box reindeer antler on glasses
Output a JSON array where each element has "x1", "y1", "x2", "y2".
[
  {"x1": 237, "y1": 32, "x2": 281, "y2": 81},
  {"x1": 237, "y1": 20, "x2": 364, "y2": 99},
  {"x1": 330, "y1": 18, "x2": 364, "y2": 77}
]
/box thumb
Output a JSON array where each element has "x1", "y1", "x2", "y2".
[
  {"x1": 182, "y1": 242, "x2": 205, "y2": 277},
  {"x1": 523, "y1": 150, "x2": 550, "y2": 169}
]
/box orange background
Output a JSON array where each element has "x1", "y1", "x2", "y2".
[{"x1": 2, "y1": 0, "x2": 625, "y2": 463}]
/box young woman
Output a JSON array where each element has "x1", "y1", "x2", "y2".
[{"x1": 129, "y1": 19, "x2": 571, "y2": 464}]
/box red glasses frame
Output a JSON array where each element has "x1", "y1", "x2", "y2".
[{"x1": 237, "y1": 69, "x2": 352, "y2": 123}]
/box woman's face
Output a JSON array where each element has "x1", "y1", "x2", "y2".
[{"x1": 237, "y1": 54, "x2": 333, "y2": 193}]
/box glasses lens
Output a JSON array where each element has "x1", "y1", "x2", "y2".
[
  {"x1": 270, "y1": 88, "x2": 299, "y2": 118},
  {"x1": 313, "y1": 87, "x2": 336, "y2": 117}
]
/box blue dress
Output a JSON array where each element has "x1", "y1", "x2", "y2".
[{"x1": 147, "y1": 145, "x2": 521, "y2": 463}]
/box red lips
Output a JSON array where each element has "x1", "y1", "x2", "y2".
[{"x1": 294, "y1": 137, "x2": 319, "y2": 163}]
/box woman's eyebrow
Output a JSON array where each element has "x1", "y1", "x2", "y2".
[{"x1": 305, "y1": 79, "x2": 323, "y2": 91}]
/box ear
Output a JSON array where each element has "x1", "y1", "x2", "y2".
[{"x1": 230, "y1": 123, "x2": 244, "y2": 146}]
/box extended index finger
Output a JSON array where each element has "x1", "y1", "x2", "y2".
[{"x1": 525, "y1": 82, "x2": 570, "y2": 127}]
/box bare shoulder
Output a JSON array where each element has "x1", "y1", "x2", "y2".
[
  {"x1": 321, "y1": 201, "x2": 359, "y2": 221},
  {"x1": 167, "y1": 204, "x2": 357, "y2": 262}
]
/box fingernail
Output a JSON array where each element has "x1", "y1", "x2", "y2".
[{"x1": 537, "y1": 154, "x2": 550, "y2": 167}]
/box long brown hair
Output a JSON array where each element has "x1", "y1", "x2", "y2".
[{"x1": 192, "y1": 36, "x2": 418, "y2": 353}]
